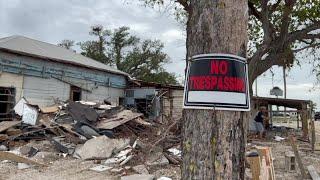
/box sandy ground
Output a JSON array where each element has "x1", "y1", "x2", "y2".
[
  {"x1": 1, "y1": 119, "x2": 320, "y2": 179},
  {"x1": 0, "y1": 156, "x2": 181, "y2": 180}
]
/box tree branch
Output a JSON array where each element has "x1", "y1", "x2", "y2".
[
  {"x1": 175, "y1": 0, "x2": 190, "y2": 12},
  {"x1": 293, "y1": 43, "x2": 320, "y2": 53},
  {"x1": 269, "y1": 0, "x2": 282, "y2": 12},
  {"x1": 248, "y1": 1, "x2": 262, "y2": 20},
  {"x1": 288, "y1": 22, "x2": 320, "y2": 42},
  {"x1": 279, "y1": 0, "x2": 296, "y2": 43}
]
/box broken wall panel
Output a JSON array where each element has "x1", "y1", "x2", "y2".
[
  {"x1": 0, "y1": 72, "x2": 23, "y2": 102},
  {"x1": 163, "y1": 89, "x2": 183, "y2": 120},
  {"x1": 0, "y1": 51, "x2": 126, "y2": 107},
  {"x1": 23, "y1": 76, "x2": 70, "y2": 106},
  {"x1": 82, "y1": 86, "x2": 124, "y2": 106},
  {"x1": 0, "y1": 51, "x2": 126, "y2": 89}
]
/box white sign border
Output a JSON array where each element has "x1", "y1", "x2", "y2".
[{"x1": 182, "y1": 53, "x2": 251, "y2": 111}]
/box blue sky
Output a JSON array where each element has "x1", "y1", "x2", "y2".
[{"x1": 0, "y1": 0, "x2": 319, "y2": 109}]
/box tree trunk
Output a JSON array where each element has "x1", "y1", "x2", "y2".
[{"x1": 182, "y1": 0, "x2": 248, "y2": 179}]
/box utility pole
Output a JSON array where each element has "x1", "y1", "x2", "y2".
[
  {"x1": 283, "y1": 64, "x2": 288, "y2": 125},
  {"x1": 182, "y1": 0, "x2": 248, "y2": 179},
  {"x1": 255, "y1": 78, "x2": 258, "y2": 96}
]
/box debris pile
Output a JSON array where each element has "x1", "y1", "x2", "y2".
[{"x1": 0, "y1": 98, "x2": 182, "y2": 179}]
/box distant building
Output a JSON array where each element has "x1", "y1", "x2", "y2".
[
  {"x1": 126, "y1": 80, "x2": 183, "y2": 120},
  {"x1": 0, "y1": 35, "x2": 128, "y2": 120}
]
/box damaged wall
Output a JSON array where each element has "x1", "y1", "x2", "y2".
[
  {"x1": 0, "y1": 51, "x2": 127, "y2": 107},
  {"x1": 23, "y1": 76, "x2": 70, "y2": 106},
  {"x1": 0, "y1": 72, "x2": 23, "y2": 102},
  {"x1": 163, "y1": 89, "x2": 183, "y2": 120}
]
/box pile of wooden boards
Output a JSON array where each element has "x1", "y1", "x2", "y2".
[{"x1": 247, "y1": 146, "x2": 275, "y2": 180}]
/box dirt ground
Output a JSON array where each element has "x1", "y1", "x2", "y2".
[
  {"x1": 0, "y1": 155, "x2": 181, "y2": 180},
  {"x1": 1, "y1": 120, "x2": 320, "y2": 179}
]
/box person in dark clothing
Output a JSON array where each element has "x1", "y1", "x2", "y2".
[{"x1": 254, "y1": 106, "x2": 267, "y2": 139}]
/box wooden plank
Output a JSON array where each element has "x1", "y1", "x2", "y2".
[
  {"x1": 0, "y1": 121, "x2": 21, "y2": 133},
  {"x1": 256, "y1": 146, "x2": 275, "y2": 180},
  {"x1": 247, "y1": 154, "x2": 261, "y2": 180},
  {"x1": 97, "y1": 110, "x2": 143, "y2": 129},
  {"x1": 268, "y1": 148, "x2": 276, "y2": 180},
  {"x1": 289, "y1": 136, "x2": 307, "y2": 179},
  {"x1": 260, "y1": 157, "x2": 269, "y2": 180},
  {"x1": 40, "y1": 106, "x2": 59, "y2": 113},
  {"x1": 0, "y1": 151, "x2": 47, "y2": 167},
  {"x1": 307, "y1": 165, "x2": 320, "y2": 180},
  {"x1": 311, "y1": 120, "x2": 316, "y2": 152}
]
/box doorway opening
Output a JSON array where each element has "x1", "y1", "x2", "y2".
[
  {"x1": 70, "y1": 86, "x2": 81, "y2": 101},
  {"x1": 0, "y1": 87, "x2": 15, "y2": 121}
]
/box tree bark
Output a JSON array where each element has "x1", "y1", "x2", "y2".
[{"x1": 182, "y1": 0, "x2": 248, "y2": 179}]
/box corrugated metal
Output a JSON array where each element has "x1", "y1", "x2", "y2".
[
  {"x1": 82, "y1": 86, "x2": 124, "y2": 105},
  {"x1": 23, "y1": 75, "x2": 70, "y2": 107},
  {"x1": 126, "y1": 88, "x2": 156, "y2": 99},
  {"x1": 0, "y1": 51, "x2": 127, "y2": 88},
  {"x1": 0, "y1": 72, "x2": 23, "y2": 102},
  {"x1": 0, "y1": 36, "x2": 128, "y2": 76}
]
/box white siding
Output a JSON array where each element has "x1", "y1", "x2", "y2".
[
  {"x1": 82, "y1": 86, "x2": 124, "y2": 105},
  {"x1": 0, "y1": 72, "x2": 23, "y2": 102},
  {"x1": 23, "y1": 76, "x2": 70, "y2": 107}
]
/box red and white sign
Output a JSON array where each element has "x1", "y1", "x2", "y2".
[{"x1": 183, "y1": 54, "x2": 250, "y2": 111}]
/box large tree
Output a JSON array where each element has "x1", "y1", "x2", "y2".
[
  {"x1": 78, "y1": 25, "x2": 110, "y2": 63},
  {"x1": 142, "y1": 0, "x2": 320, "y2": 179},
  {"x1": 57, "y1": 39, "x2": 74, "y2": 50},
  {"x1": 121, "y1": 39, "x2": 178, "y2": 84},
  {"x1": 144, "y1": 0, "x2": 320, "y2": 89},
  {"x1": 76, "y1": 25, "x2": 178, "y2": 84}
]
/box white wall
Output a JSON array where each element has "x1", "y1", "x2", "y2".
[
  {"x1": 23, "y1": 76, "x2": 70, "y2": 106},
  {"x1": 0, "y1": 72, "x2": 23, "y2": 102}
]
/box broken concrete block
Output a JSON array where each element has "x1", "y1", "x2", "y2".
[
  {"x1": 121, "y1": 174, "x2": 155, "y2": 180},
  {"x1": 132, "y1": 165, "x2": 149, "y2": 174},
  {"x1": 89, "y1": 165, "x2": 112, "y2": 172},
  {"x1": 157, "y1": 177, "x2": 172, "y2": 180},
  {"x1": 74, "y1": 136, "x2": 129, "y2": 160},
  {"x1": 146, "y1": 154, "x2": 169, "y2": 167},
  {"x1": 0, "y1": 145, "x2": 8, "y2": 151},
  {"x1": 110, "y1": 167, "x2": 123, "y2": 173},
  {"x1": 18, "y1": 163, "x2": 31, "y2": 170}
]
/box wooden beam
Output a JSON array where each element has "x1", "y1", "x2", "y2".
[
  {"x1": 289, "y1": 136, "x2": 307, "y2": 179},
  {"x1": 311, "y1": 120, "x2": 316, "y2": 152},
  {"x1": 247, "y1": 153, "x2": 261, "y2": 180},
  {"x1": 0, "y1": 151, "x2": 47, "y2": 167},
  {"x1": 307, "y1": 165, "x2": 320, "y2": 180},
  {"x1": 0, "y1": 121, "x2": 21, "y2": 133}
]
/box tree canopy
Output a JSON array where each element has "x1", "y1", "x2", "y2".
[
  {"x1": 142, "y1": 0, "x2": 320, "y2": 87},
  {"x1": 61, "y1": 25, "x2": 178, "y2": 85}
]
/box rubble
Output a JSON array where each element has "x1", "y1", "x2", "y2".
[
  {"x1": 89, "y1": 165, "x2": 113, "y2": 172},
  {"x1": 74, "y1": 136, "x2": 129, "y2": 160},
  {"x1": 121, "y1": 174, "x2": 155, "y2": 180},
  {"x1": 0, "y1": 151, "x2": 46, "y2": 167},
  {"x1": 18, "y1": 162, "x2": 31, "y2": 170},
  {"x1": 133, "y1": 164, "x2": 149, "y2": 174},
  {"x1": 1, "y1": 99, "x2": 183, "y2": 179}
]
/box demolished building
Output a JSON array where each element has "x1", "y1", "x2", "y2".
[{"x1": 0, "y1": 35, "x2": 128, "y2": 120}]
